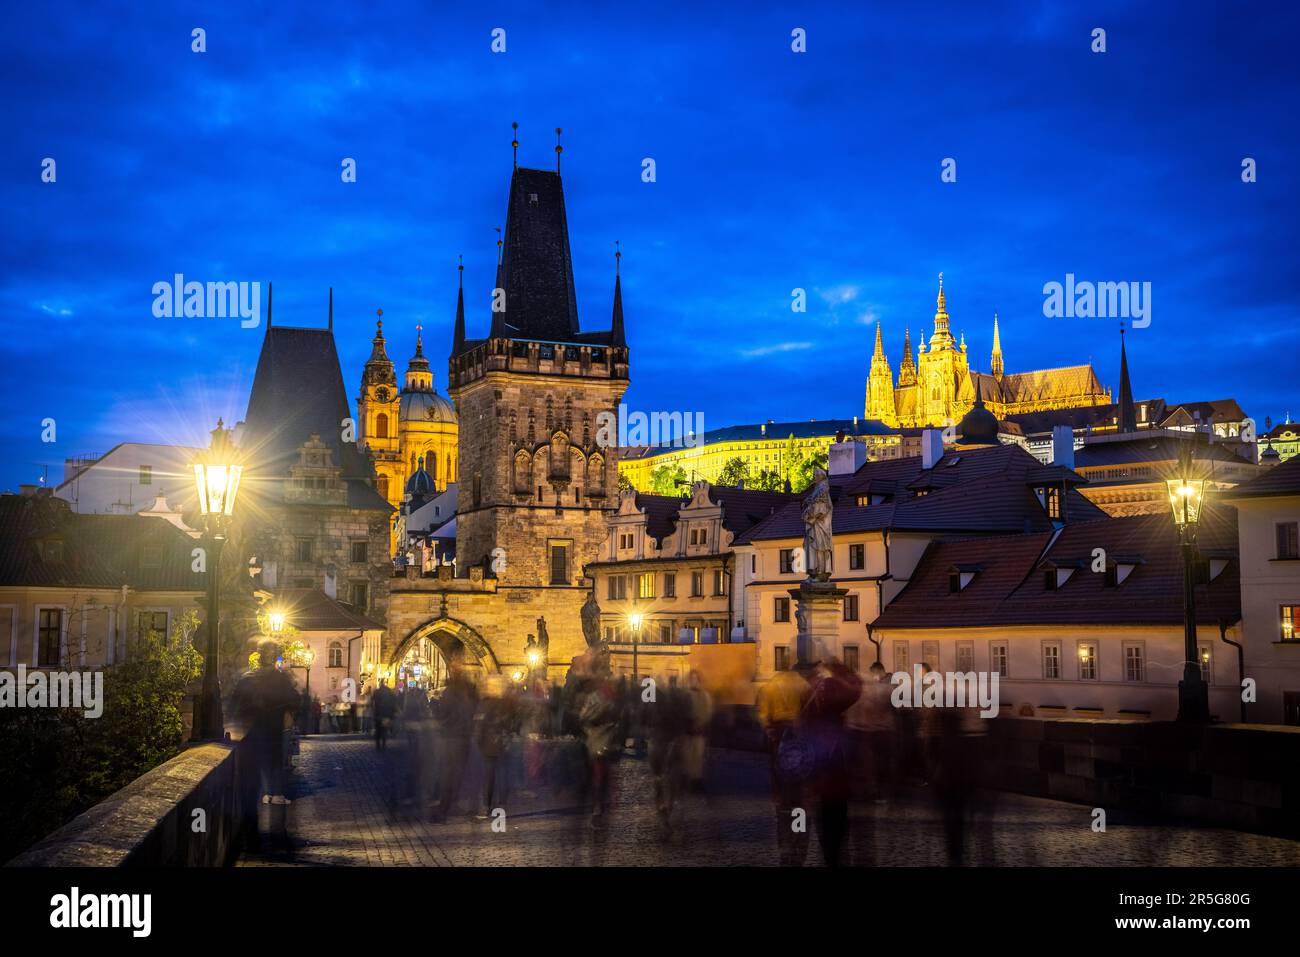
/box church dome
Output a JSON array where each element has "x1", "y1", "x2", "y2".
[
  {"x1": 399, "y1": 389, "x2": 456, "y2": 425},
  {"x1": 406, "y1": 457, "x2": 435, "y2": 495},
  {"x1": 958, "y1": 397, "x2": 1000, "y2": 446}
]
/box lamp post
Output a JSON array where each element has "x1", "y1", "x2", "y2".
[
  {"x1": 1166, "y1": 446, "x2": 1209, "y2": 722},
  {"x1": 190, "y1": 419, "x2": 243, "y2": 741},
  {"x1": 628, "y1": 612, "x2": 643, "y2": 684}
]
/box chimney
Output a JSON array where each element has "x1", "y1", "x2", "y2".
[
  {"x1": 829, "y1": 439, "x2": 867, "y2": 476},
  {"x1": 1050, "y1": 425, "x2": 1075, "y2": 468},
  {"x1": 921, "y1": 429, "x2": 944, "y2": 469},
  {"x1": 323, "y1": 564, "x2": 337, "y2": 600}
]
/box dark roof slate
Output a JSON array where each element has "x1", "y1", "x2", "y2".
[
  {"x1": 0, "y1": 494, "x2": 200, "y2": 590},
  {"x1": 874, "y1": 509, "x2": 1240, "y2": 629}
]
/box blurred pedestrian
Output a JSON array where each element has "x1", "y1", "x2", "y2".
[
  {"x1": 576, "y1": 658, "x2": 623, "y2": 826},
  {"x1": 845, "y1": 661, "x2": 897, "y2": 802},
  {"x1": 801, "y1": 658, "x2": 863, "y2": 867},
  {"x1": 372, "y1": 680, "x2": 397, "y2": 751},
  {"x1": 474, "y1": 674, "x2": 515, "y2": 818},
  {"x1": 758, "y1": 664, "x2": 810, "y2": 865},
  {"x1": 432, "y1": 668, "x2": 477, "y2": 821},
  {"x1": 645, "y1": 678, "x2": 690, "y2": 841},
  {"x1": 682, "y1": 670, "x2": 713, "y2": 794},
  {"x1": 230, "y1": 640, "x2": 301, "y2": 849}
]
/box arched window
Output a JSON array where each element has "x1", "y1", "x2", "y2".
[
  {"x1": 377, "y1": 474, "x2": 389, "y2": 499},
  {"x1": 427, "y1": 451, "x2": 437, "y2": 483},
  {"x1": 328, "y1": 641, "x2": 344, "y2": 669},
  {"x1": 375, "y1": 413, "x2": 389, "y2": 439}
]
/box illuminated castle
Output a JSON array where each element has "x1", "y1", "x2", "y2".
[{"x1": 865, "y1": 275, "x2": 1112, "y2": 428}]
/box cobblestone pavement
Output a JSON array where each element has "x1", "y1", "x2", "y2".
[{"x1": 239, "y1": 733, "x2": 1300, "y2": 867}]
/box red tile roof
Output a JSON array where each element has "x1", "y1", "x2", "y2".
[{"x1": 874, "y1": 507, "x2": 1240, "y2": 629}]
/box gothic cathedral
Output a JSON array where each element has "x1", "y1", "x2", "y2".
[{"x1": 865, "y1": 275, "x2": 1112, "y2": 428}]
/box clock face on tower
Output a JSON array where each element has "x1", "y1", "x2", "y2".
[{"x1": 375, "y1": 387, "x2": 390, "y2": 402}]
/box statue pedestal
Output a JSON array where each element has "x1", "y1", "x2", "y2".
[{"x1": 789, "y1": 580, "x2": 848, "y2": 666}]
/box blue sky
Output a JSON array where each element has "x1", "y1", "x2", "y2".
[{"x1": 2, "y1": 1, "x2": 1297, "y2": 491}]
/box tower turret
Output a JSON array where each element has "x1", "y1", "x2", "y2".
[{"x1": 991, "y1": 312, "x2": 1004, "y2": 380}]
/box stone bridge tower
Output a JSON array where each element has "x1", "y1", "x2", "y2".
[{"x1": 384, "y1": 159, "x2": 629, "y2": 682}]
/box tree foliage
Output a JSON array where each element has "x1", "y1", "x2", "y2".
[
  {"x1": 650, "y1": 463, "x2": 687, "y2": 496},
  {"x1": 0, "y1": 607, "x2": 203, "y2": 861},
  {"x1": 715, "y1": 456, "x2": 750, "y2": 487}
]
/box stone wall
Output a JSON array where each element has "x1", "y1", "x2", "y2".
[
  {"x1": 980, "y1": 718, "x2": 1300, "y2": 840},
  {"x1": 6, "y1": 741, "x2": 257, "y2": 867},
  {"x1": 252, "y1": 504, "x2": 392, "y2": 622}
]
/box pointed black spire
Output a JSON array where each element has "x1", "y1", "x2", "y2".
[
  {"x1": 490, "y1": 226, "x2": 507, "y2": 339},
  {"x1": 492, "y1": 166, "x2": 579, "y2": 340},
  {"x1": 1118, "y1": 322, "x2": 1136, "y2": 433},
  {"x1": 611, "y1": 241, "x2": 625, "y2": 348},
  {"x1": 453, "y1": 255, "x2": 466, "y2": 354}
]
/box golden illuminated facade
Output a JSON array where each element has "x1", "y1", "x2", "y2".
[
  {"x1": 866, "y1": 276, "x2": 1112, "y2": 428},
  {"x1": 619, "y1": 419, "x2": 901, "y2": 491},
  {"x1": 357, "y1": 314, "x2": 458, "y2": 543}
]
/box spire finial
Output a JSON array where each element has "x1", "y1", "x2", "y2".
[
  {"x1": 511, "y1": 121, "x2": 519, "y2": 169},
  {"x1": 415, "y1": 323, "x2": 424, "y2": 357},
  {"x1": 495, "y1": 226, "x2": 503, "y2": 266},
  {"x1": 376, "y1": 307, "x2": 383, "y2": 335},
  {"x1": 555, "y1": 127, "x2": 563, "y2": 172},
  {"x1": 266, "y1": 281, "x2": 273, "y2": 328},
  {"x1": 615, "y1": 239, "x2": 621, "y2": 276},
  {"x1": 458, "y1": 253, "x2": 464, "y2": 288},
  {"x1": 328, "y1": 287, "x2": 333, "y2": 331}
]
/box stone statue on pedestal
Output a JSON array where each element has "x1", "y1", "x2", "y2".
[
  {"x1": 800, "y1": 467, "x2": 833, "y2": 582},
  {"x1": 535, "y1": 615, "x2": 550, "y2": 657},
  {"x1": 580, "y1": 591, "x2": 602, "y2": 648}
]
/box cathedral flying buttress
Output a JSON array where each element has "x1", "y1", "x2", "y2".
[{"x1": 865, "y1": 275, "x2": 1112, "y2": 429}]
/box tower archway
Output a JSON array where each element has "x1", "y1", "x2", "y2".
[{"x1": 388, "y1": 615, "x2": 500, "y2": 681}]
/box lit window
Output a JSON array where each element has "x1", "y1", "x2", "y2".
[
  {"x1": 1078, "y1": 642, "x2": 1098, "y2": 680},
  {"x1": 1281, "y1": 605, "x2": 1300, "y2": 642}
]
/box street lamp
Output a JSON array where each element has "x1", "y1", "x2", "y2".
[
  {"x1": 190, "y1": 418, "x2": 243, "y2": 741},
  {"x1": 295, "y1": 647, "x2": 316, "y2": 732},
  {"x1": 268, "y1": 611, "x2": 285, "y2": 637},
  {"x1": 1166, "y1": 445, "x2": 1209, "y2": 722},
  {"x1": 628, "y1": 612, "x2": 644, "y2": 684}
]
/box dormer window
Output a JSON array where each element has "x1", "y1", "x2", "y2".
[
  {"x1": 38, "y1": 539, "x2": 63, "y2": 563},
  {"x1": 1035, "y1": 485, "x2": 1062, "y2": 520},
  {"x1": 1104, "y1": 555, "x2": 1143, "y2": 587},
  {"x1": 1043, "y1": 563, "x2": 1078, "y2": 590},
  {"x1": 948, "y1": 564, "x2": 980, "y2": 593},
  {"x1": 528, "y1": 192, "x2": 539, "y2": 205}
]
